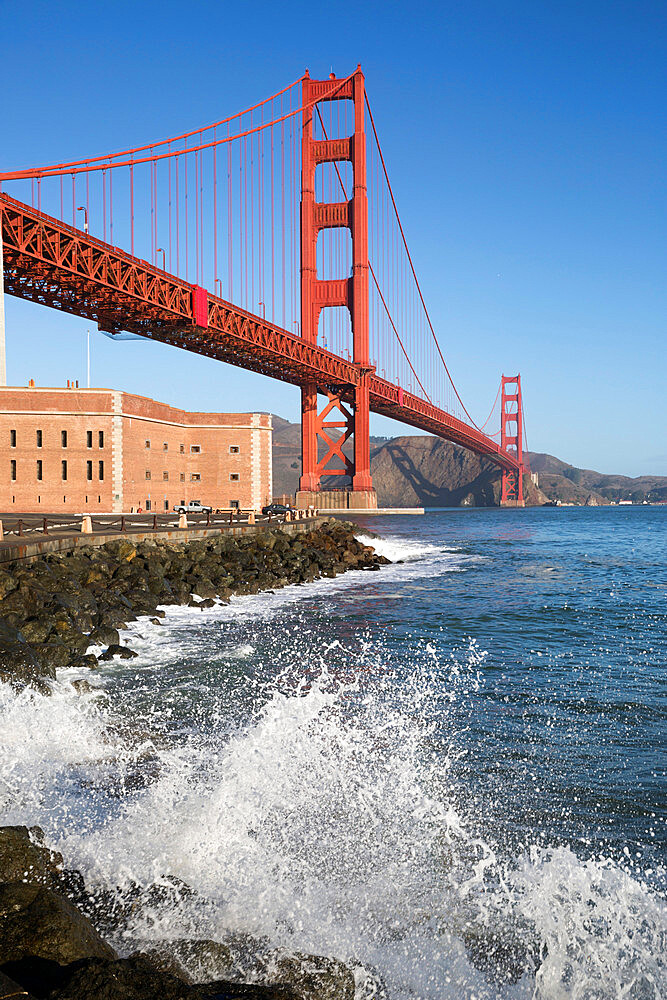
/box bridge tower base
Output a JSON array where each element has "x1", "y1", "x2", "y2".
[
  {"x1": 500, "y1": 374, "x2": 525, "y2": 507},
  {"x1": 298, "y1": 67, "x2": 374, "y2": 501}
]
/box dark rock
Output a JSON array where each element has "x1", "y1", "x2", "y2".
[
  {"x1": 197, "y1": 598, "x2": 216, "y2": 609},
  {"x1": 0, "y1": 637, "x2": 54, "y2": 691},
  {"x1": 163, "y1": 937, "x2": 355, "y2": 1000},
  {"x1": 53, "y1": 623, "x2": 89, "y2": 654},
  {"x1": 0, "y1": 882, "x2": 116, "y2": 966},
  {"x1": 31, "y1": 640, "x2": 71, "y2": 672},
  {"x1": 270, "y1": 953, "x2": 356, "y2": 1000},
  {"x1": 8, "y1": 954, "x2": 189, "y2": 1000},
  {"x1": 0, "y1": 570, "x2": 18, "y2": 600},
  {"x1": 71, "y1": 679, "x2": 94, "y2": 694},
  {"x1": 129, "y1": 947, "x2": 194, "y2": 983},
  {"x1": 99, "y1": 644, "x2": 139, "y2": 661},
  {"x1": 0, "y1": 967, "x2": 38, "y2": 999},
  {"x1": 192, "y1": 578, "x2": 217, "y2": 600},
  {"x1": 1, "y1": 956, "x2": 65, "y2": 998},
  {"x1": 105, "y1": 539, "x2": 138, "y2": 563},
  {"x1": 68, "y1": 653, "x2": 99, "y2": 670},
  {"x1": 88, "y1": 625, "x2": 120, "y2": 648},
  {"x1": 149, "y1": 617, "x2": 164, "y2": 626},
  {"x1": 0, "y1": 826, "x2": 63, "y2": 886},
  {"x1": 19, "y1": 617, "x2": 54, "y2": 644}
]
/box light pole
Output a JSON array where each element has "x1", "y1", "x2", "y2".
[
  {"x1": 215, "y1": 278, "x2": 223, "y2": 297},
  {"x1": 258, "y1": 300, "x2": 265, "y2": 319},
  {"x1": 156, "y1": 247, "x2": 166, "y2": 270},
  {"x1": 76, "y1": 206, "x2": 88, "y2": 233},
  {"x1": 293, "y1": 320, "x2": 300, "y2": 336}
]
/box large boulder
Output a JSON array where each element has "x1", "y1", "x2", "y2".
[
  {"x1": 159, "y1": 938, "x2": 355, "y2": 1000},
  {"x1": 0, "y1": 628, "x2": 54, "y2": 691},
  {"x1": 88, "y1": 625, "x2": 120, "y2": 648},
  {"x1": 3, "y1": 954, "x2": 189, "y2": 1000},
  {"x1": 14, "y1": 954, "x2": 299, "y2": 1000},
  {"x1": 0, "y1": 826, "x2": 63, "y2": 886},
  {"x1": 105, "y1": 539, "x2": 138, "y2": 563},
  {"x1": 99, "y1": 644, "x2": 139, "y2": 661},
  {"x1": 0, "y1": 882, "x2": 116, "y2": 965},
  {"x1": 19, "y1": 616, "x2": 54, "y2": 644},
  {"x1": 0, "y1": 569, "x2": 18, "y2": 600}
]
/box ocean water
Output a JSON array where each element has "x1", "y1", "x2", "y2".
[{"x1": 0, "y1": 506, "x2": 665, "y2": 998}]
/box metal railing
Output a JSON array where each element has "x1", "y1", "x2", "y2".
[{"x1": 0, "y1": 507, "x2": 319, "y2": 541}]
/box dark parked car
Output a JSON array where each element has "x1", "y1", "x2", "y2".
[{"x1": 261, "y1": 503, "x2": 294, "y2": 516}]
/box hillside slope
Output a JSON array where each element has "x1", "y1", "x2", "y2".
[
  {"x1": 528, "y1": 453, "x2": 667, "y2": 504},
  {"x1": 270, "y1": 416, "x2": 666, "y2": 507}
]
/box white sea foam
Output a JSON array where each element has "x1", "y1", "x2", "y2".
[{"x1": 355, "y1": 532, "x2": 446, "y2": 564}]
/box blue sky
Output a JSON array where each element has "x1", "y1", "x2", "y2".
[{"x1": 1, "y1": 0, "x2": 665, "y2": 476}]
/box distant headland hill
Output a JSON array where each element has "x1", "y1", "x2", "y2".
[{"x1": 270, "y1": 415, "x2": 667, "y2": 507}]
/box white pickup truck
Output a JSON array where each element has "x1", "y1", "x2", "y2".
[{"x1": 173, "y1": 500, "x2": 212, "y2": 515}]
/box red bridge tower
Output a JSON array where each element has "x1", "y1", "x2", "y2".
[
  {"x1": 500, "y1": 374, "x2": 525, "y2": 506},
  {"x1": 297, "y1": 67, "x2": 376, "y2": 511}
]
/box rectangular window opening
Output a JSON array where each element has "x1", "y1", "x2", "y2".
[
  {"x1": 10, "y1": 430, "x2": 16, "y2": 448},
  {"x1": 36, "y1": 460, "x2": 43, "y2": 481},
  {"x1": 36, "y1": 429, "x2": 43, "y2": 448},
  {"x1": 10, "y1": 459, "x2": 16, "y2": 481},
  {"x1": 87, "y1": 430, "x2": 93, "y2": 448},
  {"x1": 98, "y1": 461, "x2": 104, "y2": 481},
  {"x1": 145, "y1": 470, "x2": 151, "y2": 480},
  {"x1": 229, "y1": 473, "x2": 240, "y2": 482},
  {"x1": 87, "y1": 460, "x2": 93, "y2": 481},
  {"x1": 61, "y1": 430, "x2": 68, "y2": 448},
  {"x1": 61, "y1": 460, "x2": 67, "y2": 481},
  {"x1": 229, "y1": 445, "x2": 240, "y2": 454},
  {"x1": 99, "y1": 431, "x2": 104, "y2": 448},
  {"x1": 190, "y1": 445, "x2": 201, "y2": 454}
]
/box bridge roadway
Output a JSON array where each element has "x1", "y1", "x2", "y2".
[{"x1": 1, "y1": 194, "x2": 518, "y2": 473}]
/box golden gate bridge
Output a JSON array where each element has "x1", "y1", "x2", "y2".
[{"x1": 0, "y1": 66, "x2": 527, "y2": 506}]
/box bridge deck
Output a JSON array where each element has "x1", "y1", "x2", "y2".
[{"x1": 1, "y1": 194, "x2": 518, "y2": 472}]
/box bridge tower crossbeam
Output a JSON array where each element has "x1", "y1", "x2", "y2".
[{"x1": 298, "y1": 66, "x2": 376, "y2": 507}]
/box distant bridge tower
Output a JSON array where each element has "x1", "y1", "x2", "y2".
[
  {"x1": 297, "y1": 66, "x2": 376, "y2": 510},
  {"x1": 500, "y1": 374, "x2": 525, "y2": 506}
]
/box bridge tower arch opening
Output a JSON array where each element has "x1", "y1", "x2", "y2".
[{"x1": 297, "y1": 66, "x2": 376, "y2": 509}]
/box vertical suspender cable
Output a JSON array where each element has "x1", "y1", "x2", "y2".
[{"x1": 213, "y1": 131, "x2": 217, "y2": 290}]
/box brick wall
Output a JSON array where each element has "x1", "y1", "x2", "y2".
[{"x1": 0, "y1": 387, "x2": 272, "y2": 513}]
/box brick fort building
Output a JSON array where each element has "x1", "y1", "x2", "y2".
[{"x1": 0, "y1": 385, "x2": 272, "y2": 513}]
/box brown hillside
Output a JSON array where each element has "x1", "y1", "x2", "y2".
[{"x1": 269, "y1": 416, "x2": 666, "y2": 507}]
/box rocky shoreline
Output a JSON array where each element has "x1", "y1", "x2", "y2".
[
  {"x1": 0, "y1": 519, "x2": 388, "y2": 693},
  {"x1": 0, "y1": 520, "x2": 389, "y2": 998}
]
